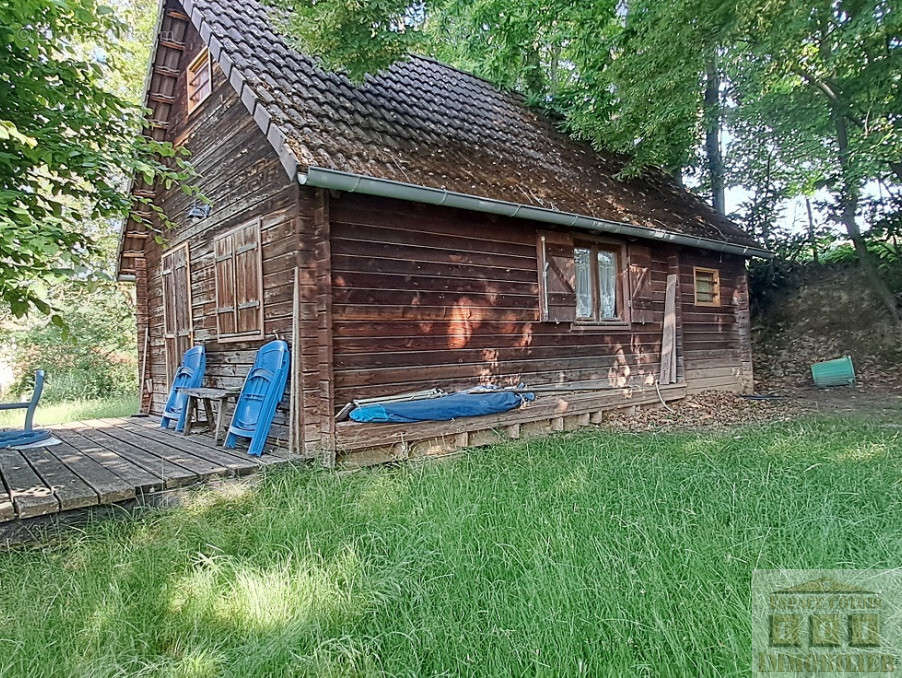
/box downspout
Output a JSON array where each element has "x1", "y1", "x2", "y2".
[{"x1": 299, "y1": 167, "x2": 772, "y2": 259}]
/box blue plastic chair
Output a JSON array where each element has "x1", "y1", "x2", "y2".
[
  {"x1": 160, "y1": 345, "x2": 206, "y2": 432},
  {"x1": 224, "y1": 340, "x2": 290, "y2": 456},
  {"x1": 0, "y1": 370, "x2": 51, "y2": 447}
]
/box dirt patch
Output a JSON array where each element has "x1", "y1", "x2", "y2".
[
  {"x1": 600, "y1": 387, "x2": 902, "y2": 434},
  {"x1": 752, "y1": 265, "x2": 902, "y2": 392}
]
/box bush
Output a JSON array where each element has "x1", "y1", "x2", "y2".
[{"x1": 6, "y1": 279, "x2": 138, "y2": 403}]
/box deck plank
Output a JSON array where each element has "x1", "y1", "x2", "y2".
[
  {"x1": 128, "y1": 416, "x2": 293, "y2": 466},
  {"x1": 19, "y1": 446, "x2": 98, "y2": 512},
  {"x1": 47, "y1": 439, "x2": 135, "y2": 504},
  {"x1": 112, "y1": 418, "x2": 263, "y2": 474},
  {"x1": 88, "y1": 419, "x2": 228, "y2": 478},
  {"x1": 67, "y1": 422, "x2": 198, "y2": 489},
  {"x1": 54, "y1": 425, "x2": 165, "y2": 492},
  {"x1": 0, "y1": 448, "x2": 59, "y2": 519}
]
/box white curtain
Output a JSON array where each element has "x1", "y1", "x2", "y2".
[
  {"x1": 597, "y1": 250, "x2": 617, "y2": 319},
  {"x1": 574, "y1": 247, "x2": 592, "y2": 318}
]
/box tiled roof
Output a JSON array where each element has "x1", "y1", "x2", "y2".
[{"x1": 181, "y1": 0, "x2": 759, "y2": 248}]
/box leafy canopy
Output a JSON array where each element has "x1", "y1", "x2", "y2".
[{"x1": 0, "y1": 0, "x2": 195, "y2": 321}]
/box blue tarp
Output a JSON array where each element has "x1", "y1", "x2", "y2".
[{"x1": 349, "y1": 389, "x2": 535, "y2": 423}]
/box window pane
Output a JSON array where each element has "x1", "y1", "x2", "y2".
[
  {"x1": 597, "y1": 250, "x2": 617, "y2": 319},
  {"x1": 574, "y1": 247, "x2": 592, "y2": 318},
  {"x1": 695, "y1": 269, "x2": 718, "y2": 304}
]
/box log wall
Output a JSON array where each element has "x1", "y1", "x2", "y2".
[
  {"x1": 328, "y1": 193, "x2": 752, "y2": 408},
  {"x1": 679, "y1": 250, "x2": 754, "y2": 393}
]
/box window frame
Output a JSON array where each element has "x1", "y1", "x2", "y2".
[
  {"x1": 186, "y1": 48, "x2": 212, "y2": 114},
  {"x1": 572, "y1": 237, "x2": 630, "y2": 328},
  {"x1": 693, "y1": 266, "x2": 721, "y2": 307},
  {"x1": 213, "y1": 218, "x2": 265, "y2": 343}
]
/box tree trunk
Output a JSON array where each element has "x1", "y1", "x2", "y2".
[
  {"x1": 523, "y1": 46, "x2": 545, "y2": 99},
  {"x1": 805, "y1": 197, "x2": 818, "y2": 263},
  {"x1": 704, "y1": 55, "x2": 725, "y2": 215},
  {"x1": 833, "y1": 113, "x2": 901, "y2": 324}
]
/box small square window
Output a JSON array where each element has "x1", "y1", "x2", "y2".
[
  {"x1": 694, "y1": 266, "x2": 721, "y2": 306},
  {"x1": 187, "y1": 48, "x2": 212, "y2": 113}
]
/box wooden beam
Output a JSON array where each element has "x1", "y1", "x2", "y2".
[
  {"x1": 158, "y1": 40, "x2": 185, "y2": 51},
  {"x1": 166, "y1": 9, "x2": 190, "y2": 21},
  {"x1": 148, "y1": 93, "x2": 176, "y2": 105},
  {"x1": 153, "y1": 66, "x2": 180, "y2": 78},
  {"x1": 124, "y1": 231, "x2": 150, "y2": 239}
]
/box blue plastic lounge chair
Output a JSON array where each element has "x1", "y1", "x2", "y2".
[
  {"x1": 224, "y1": 340, "x2": 290, "y2": 456},
  {"x1": 0, "y1": 370, "x2": 51, "y2": 447},
  {"x1": 160, "y1": 345, "x2": 207, "y2": 432}
]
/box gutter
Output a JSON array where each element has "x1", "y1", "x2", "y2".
[{"x1": 299, "y1": 167, "x2": 773, "y2": 259}]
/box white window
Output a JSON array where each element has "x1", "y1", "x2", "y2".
[{"x1": 574, "y1": 243, "x2": 623, "y2": 322}]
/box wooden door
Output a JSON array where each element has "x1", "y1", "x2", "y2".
[{"x1": 161, "y1": 243, "x2": 194, "y2": 383}]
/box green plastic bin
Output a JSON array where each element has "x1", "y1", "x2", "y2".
[{"x1": 811, "y1": 356, "x2": 855, "y2": 388}]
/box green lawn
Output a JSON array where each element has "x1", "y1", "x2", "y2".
[
  {"x1": 0, "y1": 415, "x2": 900, "y2": 676},
  {"x1": 0, "y1": 395, "x2": 138, "y2": 428}
]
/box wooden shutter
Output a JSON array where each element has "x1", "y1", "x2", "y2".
[
  {"x1": 628, "y1": 243, "x2": 655, "y2": 324},
  {"x1": 161, "y1": 243, "x2": 193, "y2": 383},
  {"x1": 537, "y1": 230, "x2": 576, "y2": 323},
  {"x1": 214, "y1": 218, "x2": 264, "y2": 341}
]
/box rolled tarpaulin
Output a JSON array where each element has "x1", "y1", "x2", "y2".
[{"x1": 349, "y1": 389, "x2": 535, "y2": 423}]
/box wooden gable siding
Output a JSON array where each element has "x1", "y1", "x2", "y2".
[
  {"x1": 328, "y1": 193, "x2": 688, "y2": 405},
  {"x1": 138, "y1": 21, "x2": 316, "y2": 449}
]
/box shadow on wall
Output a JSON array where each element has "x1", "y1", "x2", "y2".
[{"x1": 331, "y1": 268, "x2": 661, "y2": 400}]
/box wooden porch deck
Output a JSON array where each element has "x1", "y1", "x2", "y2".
[{"x1": 0, "y1": 416, "x2": 295, "y2": 529}]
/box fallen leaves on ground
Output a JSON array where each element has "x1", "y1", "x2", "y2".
[{"x1": 600, "y1": 390, "x2": 815, "y2": 433}]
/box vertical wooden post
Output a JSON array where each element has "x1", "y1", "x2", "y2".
[
  {"x1": 288, "y1": 266, "x2": 299, "y2": 455},
  {"x1": 667, "y1": 251, "x2": 683, "y2": 383},
  {"x1": 135, "y1": 257, "x2": 152, "y2": 413},
  {"x1": 659, "y1": 273, "x2": 677, "y2": 385},
  {"x1": 313, "y1": 189, "x2": 336, "y2": 467},
  {"x1": 734, "y1": 264, "x2": 754, "y2": 394}
]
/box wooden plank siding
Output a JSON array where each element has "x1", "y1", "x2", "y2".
[
  {"x1": 679, "y1": 250, "x2": 753, "y2": 393},
  {"x1": 140, "y1": 21, "x2": 319, "y2": 455},
  {"x1": 329, "y1": 193, "x2": 697, "y2": 407}
]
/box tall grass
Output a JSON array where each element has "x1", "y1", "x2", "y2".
[
  {"x1": 0, "y1": 395, "x2": 138, "y2": 428},
  {"x1": 0, "y1": 415, "x2": 899, "y2": 676}
]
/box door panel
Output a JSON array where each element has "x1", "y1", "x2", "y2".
[{"x1": 161, "y1": 243, "x2": 193, "y2": 383}]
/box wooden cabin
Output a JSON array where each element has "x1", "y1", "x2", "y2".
[{"x1": 117, "y1": 0, "x2": 770, "y2": 466}]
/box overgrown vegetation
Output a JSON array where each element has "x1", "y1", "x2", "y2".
[
  {"x1": 0, "y1": 0, "x2": 193, "y2": 321},
  {"x1": 1, "y1": 234, "x2": 138, "y2": 402},
  {"x1": 1, "y1": 416, "x2": 899, "y2": 676}
]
